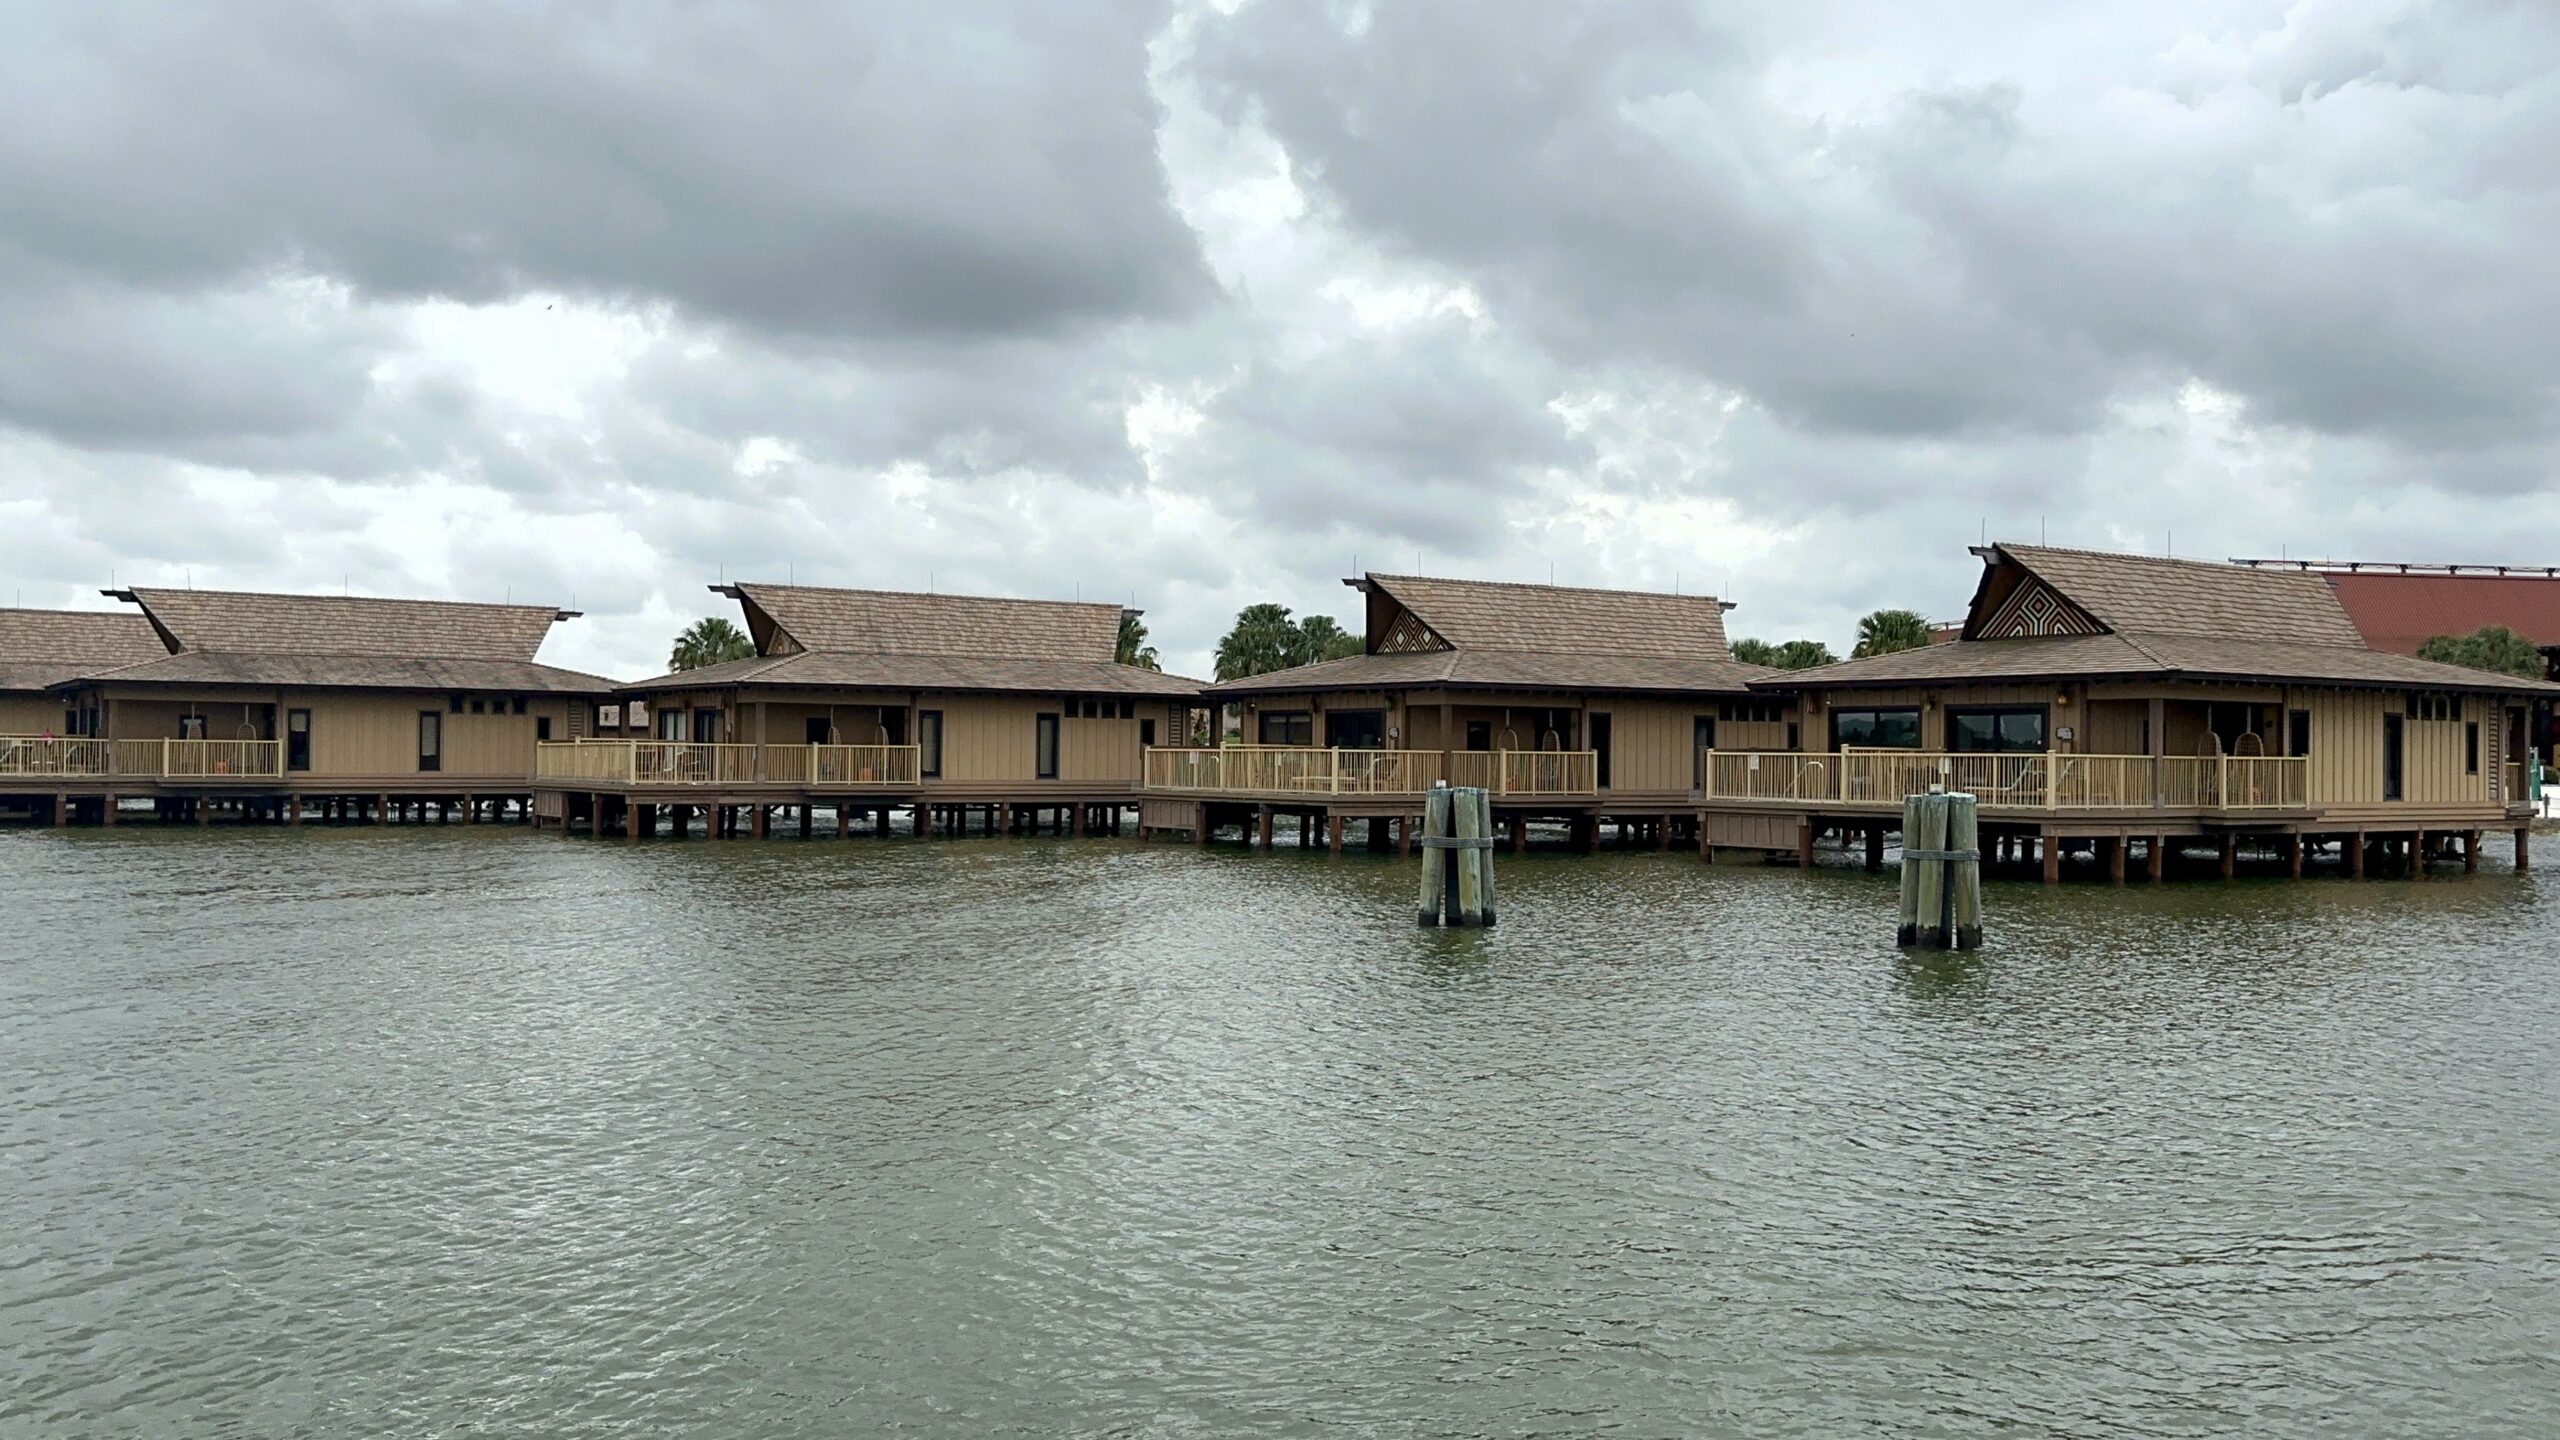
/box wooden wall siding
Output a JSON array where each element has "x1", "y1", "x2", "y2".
[
  {"x1": 2081, "y1": 700, "x2": 2148, "y2": 754},
  {"x1": 1585, "y1": 699, "x2": 1723, "y2": 792},
  {"x1": 98, "y1": 689, "x2": 575, "y2": 780},
  {"x1": 0, "y1": 696, "x2": 63, "y2": 733}
]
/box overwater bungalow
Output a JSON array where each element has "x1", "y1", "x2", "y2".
[
  {"x1": 544, "y1": 583, "x2": 1203, "y2": 838},
  {"x1": 1137, "y1": 573, "x2": 1783, "y2": 850},
  {"x1": 1714, "y1": 544, "x2": 2559, "y2": 880},
  {"x1": 3, "y1": 589, "x2": 611, "y2": 824}
]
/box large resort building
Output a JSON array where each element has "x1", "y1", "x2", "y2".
[
  {"x1": 1708, "y1": 544, "x2": 2557, "y2": 879},
  {"x1": 1135, "y1": 573, "x2": 1783, "y2": 851},
  {"x1": 6, "y1": 549, "x2": 2552, "y2": 881},
  {"x1": 538, "y1": 583, "x2": 1202, "y2": 838},
  {"x1": 1, "y1": 589, "x2": 611, "y2": 823}
]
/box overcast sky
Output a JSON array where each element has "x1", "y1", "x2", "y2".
[{"x1": 3, "y1": 0, "x2": 2553, "y2": 678}]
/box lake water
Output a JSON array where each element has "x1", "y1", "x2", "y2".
[{"x1": 3, "y1": 825, "x2": 2556, "y2": 1437}]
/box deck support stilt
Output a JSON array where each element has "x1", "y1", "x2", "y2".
[
  {"x1": 2219, "y1": 835, "x2": 2236, "y2": 880},
  {"x1": 2517, "y1": 827, "x2": 2531, "y2": 873},
  {"x1": 1866, "y1": 827, "x2": 1885, "y2": 873},
  {"x1": 1797, "y1": 820, "x2": 1815, "y2": 871},
  {"x1": 2351, "y1": 831, "x2": 2367, "y2": 879},
  {"x1": 2041, "y1": 832, "x2": 2061, "y2": 885},
  {"x1": 1511, "y1": 815, "x2": 1527, "y2": 855},
  {"x1": 2465, "y1": 829, "x2": 2480, "y2": 873},
  {"x1": 1327, "y1": 814, "x2": 1344, "y2": 855},
  {"x1": 2106, "y1": 836, "x2": 2126, "y2": 885},
  {"x1": 2288, "y1": 834, "x2": 2304, "y2": 878}
]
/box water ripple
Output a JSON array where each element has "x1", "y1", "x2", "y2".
[{"x1": 1, "y1": 826, "x2": 2555, "y2": 1436}]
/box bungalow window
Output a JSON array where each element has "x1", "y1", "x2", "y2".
[
  {"x1": 470, "y1": 698, "x2": 487, "y2": 714},
  {"x1": 535, "y1": 717, "x2": 552, "y2": 743},
  {"x1": 1258, "y1": 711, "x2": 1314, "y2": 746},
  {"x1": 511, "y1": 697, "x2": 528, "y2": 715},
  {"x1": 1948, "y1": 706, "x2": 2047, "y2": 753},
  {"x1": 1324, "y1": 709, "x2": 1386, "y2": 750},
  {"x1": 1719, "y1": 699, "x2": 1784, "y2": 724},
  {"x1": 1036, "y1": 712, "x2": 1060, "y2": 779},
  {"x1": 450, "y1": 694, "x2": 465, "y2": 714},
  {"x1": 1831, "y1": 707, "x2": 1921, "y2": 750},
  {"x1": 2288, "y1": 709, "x2": 2312, "y2": 756},
  {"x1": 1693, "y1": 716, "x2": 1715, "y2": 787},
  {"x1": 2408, "y1": 692, "x2": 2461, "y2": 722},
  {"x1": 418, "y1": 711, "x2": 442, "y2": 772},
  {"x1": 287, "y1": 710, "x2": 312, "y2": 772},
  {"x1": 2467, "y1": 721, "x2": 2481, "y2": 775},
  {"x1": 919, "y1": 710, "x2": 944, "y2": 779}
]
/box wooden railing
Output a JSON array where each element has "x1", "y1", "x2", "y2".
[
  {"x1": 0, "y1": 737, "x2": 114, "y2": 776},
  {"x1": 1446, "y1": 749, "x2": 1601, "y2": 797},
  {"x1": 1143, "y1": 746, "x2": 1451, "y2": 795},
  {"x1": 1142, "y1": 747, "x2": 1599, "y2": 798},
  {"x1": 157, "y1": 739, "x2": 285, "y2": 778},
  {"x1": 1702, "y1": 749, "x2": 2310, "y2": 813},
  {"x1": 0, "y1": 736, "x2": 283, "y2": 780},
  {"x1": 535, "y1": 742, "x2": 921, "y2": 787}
]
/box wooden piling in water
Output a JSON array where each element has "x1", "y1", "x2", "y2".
[
  {"x1": 1419, "y1": 788, "x2": 1451, "y2": 926},
  {"x1": 1897, "y1": 790, "x2": 1981, "y2": 950}
]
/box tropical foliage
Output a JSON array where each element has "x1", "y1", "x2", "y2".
[
  {"x1": 668, "y1": 616, "x2": 754, "y2": 671},
  {"x1": 1852, "y1": 608, "x2": 1934, "y2": 658},
  {"x1": 1733, "y1": 636, "x2": 1837, "y2": 670},
  {"x1": 2416, "y1": 625, "x2": 2547, "y2": 680},
  {"x1": 1213, "y1": 605, "x2": 1365, "y2": 680},
  {"x1": 1116, "y1": 612, "x2": 1161, "y2": 671}
]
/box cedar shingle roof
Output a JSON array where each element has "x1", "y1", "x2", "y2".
[
  {"x1": 730, "y1": 583, "x2": 1124, "y2": 660},
  {"x1": 1206, "y1": 573, "x2": 1762, "y2": 698},
  {"x1": 619, "y1": 649, "x2": 1201, "y2": 698},
  {"x1": 1997, "y1": 545, "x2": 2365, "y2": 644},
  {"x1": 1365, "y1": 574, "x2": 1733, "y2": 657},
  {"x1": 1763, "y1": 544, "x2": 2560, "y2": 695},
  {"x1": 121, "y1": 587, "x2": 567, "y2": 660},
  {"x1": 81, "y1": 652, "x2": 615, "y2": 693},
  {"x1": 0, "y1": 608, "x2": 170, "y2": 692},
  {"x1": 619, "y1": 582, "x2": 1204, "y2": 697}
]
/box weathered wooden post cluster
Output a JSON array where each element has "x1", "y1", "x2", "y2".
[
  {"x1": 1418, "y1": 785, "x2": 1497, "y2": 928},
  {"x1": 1896, "y1": 789, "x2": 1983, "y2": 950}
]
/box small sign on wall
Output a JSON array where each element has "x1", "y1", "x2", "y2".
[
  {"x1": 599, "y1": 703, "x2": 622, "y2": 728},
  {"x1": 2055, "y1": 725, "x2": 2076, "y2": 743},
  {"x1": 626, "y1": 701, "x2": 648, "y2": 730}
]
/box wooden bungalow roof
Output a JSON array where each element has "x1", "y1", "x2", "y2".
[
  {"x1": 1360, "y1": 574, "x2": 1735, "y2": 657},
  {"x1": 1207, "y1": 573, "x2": 1768, "y2": 698},
  {"x1": 114, "y1": 587, "x2": 574, "y2": 660},
  {"x1": 66, "y1": 588, "x2": 610, "y2": 692},
  {"x1": 1764, "y1": 544, "x2": 2560, "y2": 696},
  {"x1": 617, "y1": 649, "x2": 1201, "y2": 698},
  {"x1": 616, "y1": 582, "x2": 1204, "y2": 697},
  {"x1": 724, "y1": 583, "x2": 1126, "y2": 660},
  {"x1": 0, "y1": 607, "x2": 167, "y2": 693}
]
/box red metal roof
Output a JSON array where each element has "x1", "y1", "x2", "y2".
[{"x1": 2322, "y1": 572, "x2": 2560, "y2": 654}]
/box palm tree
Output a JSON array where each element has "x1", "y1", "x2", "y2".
[
  {"x1": 1289, "y1": 614, "x2": 1364, "y2": 667},
  {"x1": 1215, "y1": 603, "x2": 1301, "y2": 680},
  {"x1": 1772, "y1": 639, "x2": 1837, "y2": 669},
  {"x1": 1852, "y1": 608, "x2": 1933, "y2": 658},
  {"x1": 668, "y1": 616, "x2": 755, "y2": 671},
  {"x1": 1731, "y1": 637, "x2": 1779, "y2": 666},
  {"x1": 1116, "y1": 613, "x2": 1161, "y2": 671}
]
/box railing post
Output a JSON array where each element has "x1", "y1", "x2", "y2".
[
  {"x1": 2218, "y1": 755, "x2": 2230, "y2": 811},
  {"x1": 2044, "y1": 755, "x2": 2056, "y2": 810},
  {"x1": 161, "y1": 737, "x2": 170, "y2": 778}
]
